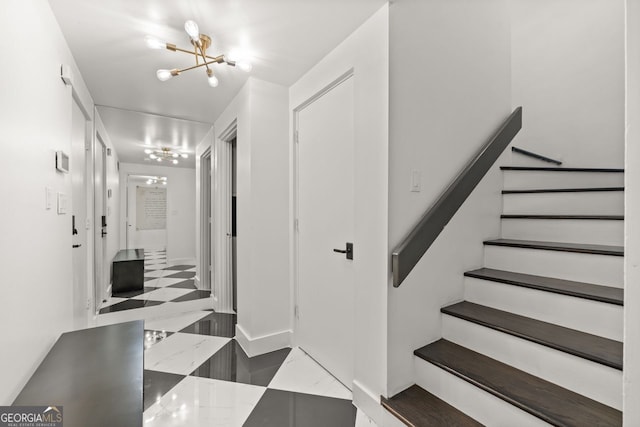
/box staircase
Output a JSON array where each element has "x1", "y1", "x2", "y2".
[{"x1": 383, "y1": 165, "x2": 624, "y2": 426}]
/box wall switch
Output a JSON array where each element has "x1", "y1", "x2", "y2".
[
  {"x1": 45, "y1": 187, "x2": 54, "y2": 210},
  {"x1": 410, "y1": 169, "x2": 421, "y2": 192},
  {"x1": 57, "y1": 193, "x2": 68, "y2": 214}
]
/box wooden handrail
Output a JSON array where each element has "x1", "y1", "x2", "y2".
[{"x1": 392, "y1": 107, "x2": 522, "y2": 287}]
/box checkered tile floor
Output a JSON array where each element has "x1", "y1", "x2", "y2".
[
  {"x1": 142, "y1": 310, "x2": 375, "y2": 427},
  {"x1": 99, "y1": 250, "x2": 209, "y2": 315}
]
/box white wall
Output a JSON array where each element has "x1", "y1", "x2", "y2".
[
  {"x1": 214, "y1": 78, "x2": 291, "y2": 354},
  {"x1": 0, "y1": 0, "x2": 99, "y2": 404},
  {"x1": 388, "y1": 0, "x2": 512, "y2": 396},
  {"x1": 289, "y1": 5, "x2": 389, "y2": 422},
  {"x1": 119, "y1": 163, "x2": 196, "y2": 264},
  {"x1": 624, "y1": 0, "x2": 640, "y2": 424},
  {"x1": 510, "y1": 0, "x2": 624, "y2": 167}
]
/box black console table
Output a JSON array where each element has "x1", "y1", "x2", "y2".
[
  {"x1": 13, "y1": 321, "x2": 143, "y2": 427},
  {"x1": 112, "y1": 249, "x2": 144, "y2": 294}
]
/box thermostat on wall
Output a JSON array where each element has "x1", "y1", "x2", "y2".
[{"x1": 55, "y1": 151, "x2": 69, "y2": 173}]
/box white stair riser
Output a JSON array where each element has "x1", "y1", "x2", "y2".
[
  {"x1": 414, "y1": 357, "x2": 553, "y2": 427},
  {"x1": 484, "y1": 245, "x2": 623, "y2": 288},
  {"x1": 503, "y1": 171, "x2": 624, "y2": 190},
  {"x1": 464, "y1": 277, "x2": 623, "y2": 341},
  {"x1": 442, "y1": 315, "x2": 622, "y2": 410},
  {"x1": 502, "y1": 192, "x2": 623, "y2": 215},
  {"x1": 501, "y1": 218, "x2": 623, "y2": 246}
]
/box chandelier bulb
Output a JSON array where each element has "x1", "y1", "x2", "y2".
[
  {"x1": 184, "y1": 20, "x2": 200, "y2": 41},
  {"x1": 149, "y1": 154, "x2": 157, "y2": 159},
  {"x1": 236, "y1": 60, "x2": 253, "y2": 72},
  {"x1": 145, "y1": 36, "x2": 166, "y2": 50},
  {"x1": 173, "y1": 159, "x2": 179, "y2": 165},
  {"x1": 181, "y1": 153, "x2": 188, "y2": 159},
  {"x1": 156, "y1": 69, "x2": 173, "y2": 82},
  {"x1": 208, "y1": 74, "x2": 219, "y2": 88}
]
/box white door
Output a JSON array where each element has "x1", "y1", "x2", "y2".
[
  {"x1": 94, "y1": 136, "x2": 107, "y2": 311},
  {"x1": 296, "y1": 76, "x2": 355, "y2": 388},
  {"x1": 71, "y1": 101, "x2": 88, "y2": 328}
]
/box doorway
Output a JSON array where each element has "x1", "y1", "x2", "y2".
[
  {"x1": 294, "y1": 73, "x2": 355, "y2": 388},
  {"x1": 126, "y1": 175, "x2": 168, "y2": 251},
  {"x1": 71, "y1": 99, "x2": 89, "y2": 328},
  {"x1": 93, "y1": 134, "x2": 108, "y2": 312}
]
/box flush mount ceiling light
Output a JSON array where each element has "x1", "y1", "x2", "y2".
[
  {"x1": 146, "y1": 176, "x2": 167, "y2": 185},
  {"x1": 146, "y1": 20, "x2": 252, "y2": 87},
  {"x1": 144, "y1": 147, "x2": 188, "y2": 165}
]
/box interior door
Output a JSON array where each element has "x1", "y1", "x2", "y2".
[
  {"x1": 296, "y1": 76, "x2": 355, "y2": 388},
  {"x1": 71, "y1": 100, "x2": 88, "y2": 327},
  {"x1": 94, "y1": 135, "x2": 107, "y2": 311}
]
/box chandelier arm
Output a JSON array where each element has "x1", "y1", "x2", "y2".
[
  {"x1": 166, "y1": 45, "x2": 228, "y2": 65},
  {"x1": 195, "y1": 44, "x2": 211, "y2": 72},
  {"x1": 176, "y1": 60, "x2": 218, "y2": 73}
]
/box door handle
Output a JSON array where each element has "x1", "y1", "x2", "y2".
[
  {"x1": 101, "y1": 229, "x2": 107, "y2": 238},
  {"x1": 72, "y1": 244, "x2": 82, "y2": 248},
  {"x1": 332, "y1": 242, "x2": 353, "y2": 260}
]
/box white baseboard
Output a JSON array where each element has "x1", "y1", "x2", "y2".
[
  {"x1": 167, "y1": 257, "x2": 196, "y2": 266},
  {"x1": 194, "y1": 276, "x2": 201, "y2": 288},
  {"x1": 352, "y1": 380, "x2": 386, "y2": 427},
  {"x1": 235, "y1": 324, "x2": 292, "y2": 357}
]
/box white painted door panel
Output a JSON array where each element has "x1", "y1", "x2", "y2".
[{"x1": 297, "y1": 76, "x2": 355, "y2": 388}]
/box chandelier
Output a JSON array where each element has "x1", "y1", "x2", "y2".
[
  {"x1": 144, "y1": 147, "x2": 188, "y2": 165},
  {"x1": 146, "y1": 20, "x2": 252, "y2": 87}
]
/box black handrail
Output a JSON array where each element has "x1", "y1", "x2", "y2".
[
  {"x1": 512, "y1": 146, "x2": 562, "y2": 165},
  {"x1": 392, "y1": 107, "x2": 522, "y2": 287}
]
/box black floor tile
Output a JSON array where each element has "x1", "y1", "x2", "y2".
[
  {"x1": 143, "y1": 370, "x2": 185, "y2": 411},
  {"x1": 144, "y1": 277, "x2": 157, "y2": 282},
  {"x1": 163, "y1": 265, "x2": 195, "y2": 271},
  {"x1": 165, "y1": 271, "x2": 196, "y2": 279},
  {"x1": 144, "y1": 329, "x2": 174, "y2": 350},
  {"x1": 98, "y1": 299, "x2": 164, "y2": 314},
  {"x1": 190, "y1": 341, "x2": 289, "y2": 386},
  {"x1": 113, "y1": 286, "x2": 156, "y2": 298},
  {"x1": 244, "y1": 389, "x2": 356, "y2": 427},
  {"x1": 171, "y1": 290, "x2": 211, "y2": 303},
  {"x1": 180, "y1": 311, "x2": 234, "y2": 336},
  {"x1": 168, "y1": 279, "x2": 197, "y2": 289}
]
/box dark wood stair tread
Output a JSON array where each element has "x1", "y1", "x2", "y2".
[
  {"x1": 501, "y1": 214, "x2": 623, "y2": 220},
  {"x1": 502, "y1": 187, "x2": 623, "y2": 194},
  {"x1": 414, "y1": 339, "x2": 622, "y2": 427},
  {"x1": 382, "y1": 385, "x2": 483, "y2": 427},
  {"x1": 464, "y1": 268, "x2": 623, "y2": 306},
  {"x1": 501, "y1": 166, "x2": 624, "y2": 172},
  {"x1": 483, "y1": 238, "x2": 624, "y2": 256},
  {"x1": 441, "y1": 301, "x2": 622, "y2": 369}
]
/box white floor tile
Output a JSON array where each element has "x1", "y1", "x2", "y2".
[
  {"x1": 143, "y1": 377, "x2": 266, "y2": 427},
  {"x1": 145, "y1": 333, "x2": 230, "y2": 375},
  {"x1": 144, "y1": 311, "x2": 211, "y2": 332},
  {"x1": 146, "y1": 264, "x2": 169, "y2": 270},
  {"x1": 268, "y1": 347, "x2": 352, "y2": 400},
  {"x1": 144, "y1": 270, "x2": 171, "y2": 278},
  {"x1": 133, "y1": 287, "x2": 192, "y2": 302}
]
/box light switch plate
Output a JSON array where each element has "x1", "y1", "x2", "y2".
[
  {"x1": 410, "y1": 169, "x2": 421, "y2": 192},
  {"x1": 57, "y1": 193, "x2": 68, "y2": 215}
]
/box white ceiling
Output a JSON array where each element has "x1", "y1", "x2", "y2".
[
  {"x1": 96, "y1": 105, "x2": 212, "y2": 167},
  {"x1": 49, "y1": 0, "x2": 386, "y2": 167}
]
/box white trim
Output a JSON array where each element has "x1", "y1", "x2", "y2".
[
  {"x1": 235, "y1": 324, "x2": 292, "y2": 357},
  {"x1": 352, "y1": 380, "x2": 385, "y2": 427}
]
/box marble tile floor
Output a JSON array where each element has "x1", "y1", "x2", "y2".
[
  {"x1": 143, "y1": 311, "x2": 378, "y2": 427},
  {"x1": 99, "y1": 250, "x2": 209, "y2": 315}
]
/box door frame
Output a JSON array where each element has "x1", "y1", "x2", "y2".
[
  {"x1": 200, "y1": 149, "x2": 213, "y2": 290},
  {"x1": 211, "y1": 120, "x2": 236, "y2": 313},
  {"x1": 291, "y1": 69, "x2": 354, "y2": 344}
]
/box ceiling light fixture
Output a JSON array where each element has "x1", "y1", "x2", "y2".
[
  {"x1": 145, "y1": 147, "x2": 188, "y2": 165},
  {"x1": 147, "y1": 20, "x2": 252, "y2": 87}
]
